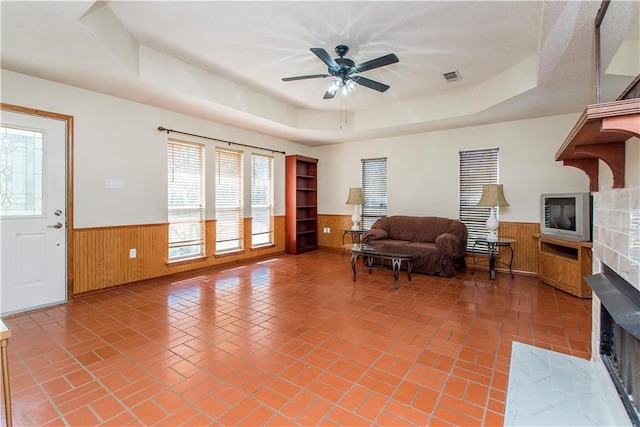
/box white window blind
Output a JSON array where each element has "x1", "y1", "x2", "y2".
[
  {"x1": 216, "y1": 148, "x2": 243, "y2": 253},
  {"x1": 459, "y1": 148, "x2": 499, "y2": 251},
  {"x1": 361, "y1": 157, "x2": 387, "y2": 230},
  {"x1": 251, "y1": 154, "x2": 273, "y2": 247},
  {"x1": 168, "y1": 140, "x2": 204, "y2": 261}
]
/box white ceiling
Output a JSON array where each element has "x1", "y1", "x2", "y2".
[{"x1": 0, "y1": 1, "x2": 608, "y2": 146}]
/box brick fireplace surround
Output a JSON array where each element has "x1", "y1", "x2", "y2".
[
  {"x1": 592, "y1": 187, "x2": 640, "y2": 297},
  {"x1": 590, "y1": 186, "x2": 640, "y2": 424}
]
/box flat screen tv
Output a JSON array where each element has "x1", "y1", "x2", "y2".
[{"x1": 540, "y1": 192, "x2": 592, "y2": 242}]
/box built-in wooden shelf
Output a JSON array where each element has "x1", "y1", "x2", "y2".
[
  {"x1": 556, "y1": 98, "x2": 640, "y2": 191},
  {"x1": 285, "y1": 155, "x2": 319, "y2": 255}
]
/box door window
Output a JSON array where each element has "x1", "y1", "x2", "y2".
[{"x1": 0, "y1": 126, "x2": 44, "y2": 217}]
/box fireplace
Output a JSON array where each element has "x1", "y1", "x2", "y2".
[
  {"x1": 588, "y1": 186, "x2": 640, "y2": 427},
  {"x1": 586, "y1": 264, "x2": 640, "y2": 425}
]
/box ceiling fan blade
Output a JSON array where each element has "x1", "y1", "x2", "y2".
[
  {"x1": 282, "y1": 74, "x2": 329, "y2": 81},
  {"x1": 323, "y1": 84, "x2": 338, "y2": 99},
  {"x1": 352, "y1": 53, "x2": 399, "y2": 73},
  {"x1": 310, "y1": 47, "x2": 339, "y2": 71},
  {"x1": 351, "y1": 76, "x2": 390, "y2": 92}
]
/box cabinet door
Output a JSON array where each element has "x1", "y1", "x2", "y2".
[
  {"x1": 540, "y1": 253, "x2": 553, "y2": 280},
  {"x1": 541, "y1": 253, "x2": 578, "y2": 292},
  {"x1": 554, "y1": 258, "x2": 578, "y2": 289}
]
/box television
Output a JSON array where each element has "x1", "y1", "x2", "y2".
[{"x1": 540, "y1": 192, "x2": 592, "y2": 242}]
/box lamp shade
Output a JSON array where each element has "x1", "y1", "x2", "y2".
[
  {"x1": 477, "y1": 184, "x2": 509, "y2": 207},
  {"x1": 345, "y1": 187, "x2": 365, "y2": 205}
]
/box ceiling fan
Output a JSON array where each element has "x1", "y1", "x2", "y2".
[{"x1": 282, "y1": 45, "x2": 399, "y2": 99}]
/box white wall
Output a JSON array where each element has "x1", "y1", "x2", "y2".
[
  {"x1": 313, "y1": 113, "x2": 590, "y2": 223},
  {"x1": 2, "y1": 70, "x2": 597, "y2": 228},
  {"x1": 1, "y1": 70, "x2": 313, "y2": 228}
]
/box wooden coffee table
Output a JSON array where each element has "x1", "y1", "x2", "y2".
[{"x1": 344, "y1": 243, "x2": 422, "y2": 290}]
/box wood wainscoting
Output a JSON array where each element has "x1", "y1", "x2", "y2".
[
  {"x1": 73, "y1": 216, "x2": 285, "y2": 294},
  {"x1": 492, "y1": 222, "x2": 540, "y2": 275},
  {"x1": 317, "y1": 215, "x2": 357, "y2": 248},
  {"x1": 317, "y1": 215, "x2": 541, "y2": 276}
]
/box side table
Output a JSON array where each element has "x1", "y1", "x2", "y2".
[
  {"x1": 1, "y1": 319, "x2": 12, "y2": 426},
  {"x1": 472, "y1": 237, "x2": 516, "y2": 280},
  {"x1": 341, "y1": 229, "x2": 368, "y2": 257}
]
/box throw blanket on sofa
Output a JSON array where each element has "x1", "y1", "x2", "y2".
[{"x1": 362, "y1": 216, "x2": 467, "y2": 277}]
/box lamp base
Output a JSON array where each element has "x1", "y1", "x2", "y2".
[
  {"x1": 351, "y1": 205, "x2": 360, "y2": 231},
  {"x1": 486, "y1": 206, "x2": 499, "y2": 241}
]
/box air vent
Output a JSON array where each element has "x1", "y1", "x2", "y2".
[{"x1": 442, "y1": 70, "x2": 462, "y2": 82}]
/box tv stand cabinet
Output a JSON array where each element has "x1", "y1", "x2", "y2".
[{"x1": 537, "y1": 235, "x2": 592, "y2": 298}]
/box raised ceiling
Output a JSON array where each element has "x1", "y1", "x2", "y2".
[{"x1": 1, "y1": 1, "x2": 605, "y2": 145}]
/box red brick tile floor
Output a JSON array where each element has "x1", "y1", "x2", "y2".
[{"x1": 0, "y1": 249, "x2": 591, "y2": 426}]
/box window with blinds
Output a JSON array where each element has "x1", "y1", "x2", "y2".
[
  {"x1": 167, "y1": 140, "x2": 204, "y2": 261},
  {"x1": 459, "y1": 148, "x2": 499, "y2": 252},
  {"x1": 361, "y1": 158, "x2": 387, "y2": 230},
  {"x1": 251, "y1": 154, "x2": 273, "y2": 247},
  {"x1": 216, "y1": 148, "x2": 243, "y2": 253}
]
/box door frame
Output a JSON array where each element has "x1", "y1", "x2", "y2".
[{"x1": 1, "y1": 103, "x2": 75, "y2": 300}]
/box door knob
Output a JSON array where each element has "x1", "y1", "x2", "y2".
[{"x1": 48, "y1": 222, "x2": 63, "y2": 229}]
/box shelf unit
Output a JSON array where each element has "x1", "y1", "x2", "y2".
[
  {"x1": 538, "y1": 234, "x2": 592, "y2": 298},
  {"x1": 285, "y1": 155, "x2": 318, "y2": 254}
]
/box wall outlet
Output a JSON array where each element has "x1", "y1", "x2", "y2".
[
  {"x1": 323, "y1": 227, "x2": 330, "y2": 233},
  {"x1": 129, "y1": 248, "x2": 136, "y2": 258}
]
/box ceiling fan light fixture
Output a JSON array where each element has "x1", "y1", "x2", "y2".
[
  {"x1": 282, "y1": 45, "x2": 398, "y2": 99},
  {"x1": 333, "y1": 77, "x2": 357, "y2": 96}
]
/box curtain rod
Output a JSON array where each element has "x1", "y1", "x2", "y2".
[{"x1": 157, "y1": 126, "x2": 286, "y2": 155}]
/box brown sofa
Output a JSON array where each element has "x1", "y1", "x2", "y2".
[{"x1": 361, "y1": 216, "x2": 468, "y2": 277}]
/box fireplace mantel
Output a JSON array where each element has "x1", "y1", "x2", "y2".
[{"x1": 556, "y1": 98, "x2": 640, "y2": 192}]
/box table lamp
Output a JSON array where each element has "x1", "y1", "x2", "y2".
[
  {"x1": 345, "y1": 187, "x2": 365, "y2": 231},
  {"x1": 477, "y1": 184, "x2": 509, "y2": 241}
]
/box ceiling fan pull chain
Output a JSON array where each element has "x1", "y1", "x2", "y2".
[
  {"x1": 344, "y1": 96, "x2": 348, "y2": 125},
  {"x1": 340, "y1": 94, "x2": 345, "y2": 129}
]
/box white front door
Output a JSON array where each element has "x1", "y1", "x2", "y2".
[{"x1": 0, "y1": 111, "x2": 67, "y2": 315}]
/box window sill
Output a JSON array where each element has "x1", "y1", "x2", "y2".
[
  {"x1": 251, "y1": 243, "x2": 276, "y2": 251},
  {"x1": 214, "y1": 249, "x2": 245, "y2": 258},
  {"x1": 165, "y1": 255, "x2": 209, "y2": 267}
]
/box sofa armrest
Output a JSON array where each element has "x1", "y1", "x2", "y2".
[
  {"x1": 435, "y1": 232, "x2": 465, "y2": 258},
  {"x1": 362, "y1": 228, "x2": 388, "y2": 244}
]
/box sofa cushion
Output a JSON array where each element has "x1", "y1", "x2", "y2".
[
  {"x1": 367, "y1": 239, "x2": 408, "y2": 248},
  {"x1": 376, "y1": 216, "x2": 451, "y2": 243}
]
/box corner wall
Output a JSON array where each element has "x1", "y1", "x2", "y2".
[
  {"x1": 312, "y1": 113, "x2": 590, "y2": 222},
  {"x1": 1, "y1": 70, "x2": 310, "y2": 294}
]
